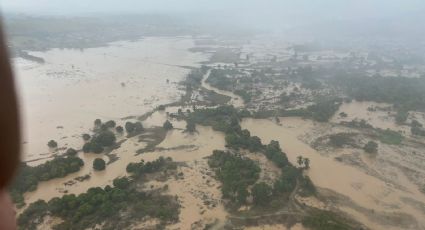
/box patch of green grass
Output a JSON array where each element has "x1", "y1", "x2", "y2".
[{"x1": 378, "y1": 129, "x2": 403, "y2": 145}]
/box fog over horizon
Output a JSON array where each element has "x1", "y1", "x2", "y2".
[{"x1": 2, "y1": 0, "x2": 425, "y2": 31}]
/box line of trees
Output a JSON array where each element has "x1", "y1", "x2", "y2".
[
  {"x1": 18, "y1": 158, "x2": 181, "y2": 230},
  {"x1": 10, "y1": 156, "x2": 84, "y2": 208}
]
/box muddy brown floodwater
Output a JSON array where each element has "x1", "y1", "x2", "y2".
[
  {"x1": 331, "y1": 100, "x2": 410, "y2": 133},
  {"x1": 23, "y1": 110, "x2": 230, "y2": 228},
  {"x1": 241, "y1": 117, "x2": 425, "y2": 230},
  {"x1": 16, "y1": 36, "x2": 425, "y2": 229},
  {"x1": 13, "y1": 37, "x2": 209, "y2": 163}
]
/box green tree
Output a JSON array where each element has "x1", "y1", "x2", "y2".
[
  {"x1": 186, "y1": 120, "x2": 196, "y2": 133},
  {"x1": 105, "y1": 120, "x2": 116, "y2": 128},
  {"x1": 303, "y1": 158, "x2": 310, "y2": 169},
  {"x1": 66, "y1": 148, "x2": 77, "y2": 156},
  {"x1": 395, "y1": 110, "x2": 408, "y2": 124},
  {"x1": 125, "y1": 121, "x2": 144, "y2": 134},
  {"x1": 163, "y1": 120, "x2": 174, "y2": 130},
  {"x1": 94, "y1": 119, "x2": 102, "y2": 127},
  {"x1": 113, "y1": 177, "x2": 130, "y2": 189},
  {"x1": 93, "y1": 131, "x2": 116, "y2": 147},
  {"x1": 48, "y1": 140, "x2": 58, "y2": 148},
  {"x1": 364, "y1": 141, "x2": 378, "y2": 153},
  {"x1": 83, "y1": 142, "x2": 92, "y2": 153},
  {"x1": 125, "y1": 121, "x2": 135, "y2": 133},
  {"x1": 82, "y1": 134, "x2": 91, "y2": 141},
  {"x1": 93, "y1": 158, "x2": 106, "y2": 171},
  {"x1": 297, "y1": 155, "x2": 303, "y2": 167}
]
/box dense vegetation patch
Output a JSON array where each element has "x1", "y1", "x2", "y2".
[
  {"x1": 302, "y1": 209, "x2": 359, "y2": 230},
  {"x1": 411, "y1": 120, "x2": 425, "y2": 136},
  {"x1": 82, "y1": 119, "x2": 120, "y2": 153},
  {"x1": 328, "y1": 133, "x2": 356, "y2": 148},
  {"x1": 10, "y1": 156, "x2": 84, "y2": 208},
  {"x1": 254, "y1": 98, "x2": 342, "y2": 122},
  {"x1": 208, "y1": 150, "x2": 260, "y2": 205},
  {"x1": 126, "y1": 156, "x2": 177, "y2": 178},
  {"x1": 378, "y1": 129, "x2": 403, "y2": 145},
  {"x1": 196, "y1": 106, "x2": 316, "y2": 211},
  {"x1": 280, "y1": 98, "x2": 342, "y2": 122},
  {"x1": 18, "y1": 158, "x2": 180, "y2": 230},
  {"x1": 331, "y1": 75, "x2": 425, "y2": 111},
  {"x1": 206, "y1": 68, "x2": 238, "y2": 91}
]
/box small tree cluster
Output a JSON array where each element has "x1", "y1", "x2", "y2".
[
  {"x1": 83, "y1": 130, "x2": 116, "y2": 154},
  {"x1": 296, "y1": 155, "x2": 310, "y2": 169},
  {"x1": 125, "y1": 121, "x2": 144, "y2": 136}
]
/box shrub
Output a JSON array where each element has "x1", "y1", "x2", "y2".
[
  {"x1": 186, "y1": 120, "x2": 196, "y2": 133},
  {"x1": 163, "y1": 120, "x2": 174, "y2": 130}
]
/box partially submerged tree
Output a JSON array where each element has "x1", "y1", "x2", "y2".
[
  {"x1": 163, "y1": 120, "x2": 174, "y2": 130},
  {"x1": 104, "y1": 120, "x2": 116, "y2": 128},
  {"x1": 297, "y1": 155, "x2": 303, "y2": 167},
  {"x1": 303, "y1": 158, "x2": 310, "y2": 169},
  {"x1": 47, "y1": 140, "x2": 58, "y2": 148},
  {"x1": 94, "y1": 119, "x2": 102, "y2": 127},
  {"x1": 186, "y1": 120, "x2": 196, "y2": 133},
  {"x1": 66, "y1": 148, "x2": 77, "y2": 156},
  {"x1": 93, "y1": 158, "x2": 106, "y2": 171},
  {"x1": 82, "y1": 134, "x2": 91, "y2": 141},
  {"x1": 125, "y1": 121, "x2": 144, "y2": 135},
  {"x1": 93, "y1": 130, "x2": 116, "y2": 147}
]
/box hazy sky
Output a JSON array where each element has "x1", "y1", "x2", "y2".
[
  {"x1": 2, "y1": 0, "x2": 424, "y2": 31},
  {"x1": 1, "y1": 0, "x2": 424, "y2": 17}
]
